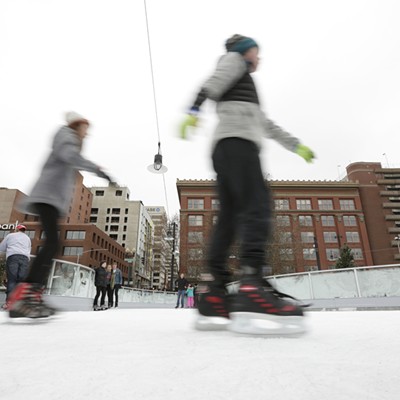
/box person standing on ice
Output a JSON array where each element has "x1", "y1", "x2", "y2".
[
  {"x1": 180, "y1": 34, "x2": 315, "y2": 335},
  {"x1": 8, "y1": 112, "x2": 113, "y2": 319},
  {"x1": 93, "y1": 261, "x2": 108, "y2": 311}
]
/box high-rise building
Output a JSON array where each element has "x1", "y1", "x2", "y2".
[
  {"x1": 89, "y1": 184, "x2": 154, "y2": 288},
  {"x1": 346, "y1": 162, "x2": 400, "y2": 264}
]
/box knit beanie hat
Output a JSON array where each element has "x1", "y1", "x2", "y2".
[
  {"x1": 65, "y1": 111, "x2": 89, "y2": 126},
  {"x1": 225, "y1": 34, "x2": 258, "y2": 54}
]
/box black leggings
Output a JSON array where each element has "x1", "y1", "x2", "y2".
[
  {"x1": 26, "y1": 203, "x2": 60, "y2": 286},
  {"x1": 94, "y1": 286, "x2": 107, "y2": 306}
]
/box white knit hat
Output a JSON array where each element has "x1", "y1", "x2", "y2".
[{"x1": 65, "y1": 111, "x2": 89, "y2": 126}]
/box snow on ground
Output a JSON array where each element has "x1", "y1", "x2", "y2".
[{"x1": 1, "y1": 309, "x2": 399, "y2": 400}]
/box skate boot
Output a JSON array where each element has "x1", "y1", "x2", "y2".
[
  {"x1": 194, "y1": 283, "x2": 231, "y2": 331},
  {"x1": 8, "y1": 283, "x2": 55, "y2": 319},
  {"x1": 229, "y1": 272, "x2": 307, "y2": 336}
]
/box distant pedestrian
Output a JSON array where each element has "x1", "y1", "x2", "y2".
[
  {"x1": 111, "y1": 262, "x2": 122, "y2": 307},
  {"x1": 186, "y1": 284, "x2": 195, "y2": 308},
  {"x1": 0, "y1": 224, "x2": 31, "y2": 309},
  {"x1": 175, "y1": 273, "x2": 189, "y2": 308},
  {"x1": 106, "y1": 265, "x2": 113, "y2": 308},
  {"x1": 93, "y1": 261, "x2": 108, "y2": 310},
  {"x1": 7, "y1": 111, "x2": 113, "y2": 319}
]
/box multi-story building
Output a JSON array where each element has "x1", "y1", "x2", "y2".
[
  {"x1": 346, "y1": 162, "x2": 400, "y2": 264},
  {"x1": 146, "y1": 206, "x2": 169, "y2": 289},
  {"x1": 89, "y1": 184, "x2": 154, "y2": 288},
  {"x1": 0, "y1": 185, "x2": 129, "y2": 274},
  {"x1": 177, "y1": 172, "x2": 380, "y2": 277}
]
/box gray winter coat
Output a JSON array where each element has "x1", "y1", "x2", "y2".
[
  {"x1": 193, "y1": 52, "x2": 300, "y2": 152},
  {"x1": 19, "y1": 126, "x2": 103, "y2": 216}
]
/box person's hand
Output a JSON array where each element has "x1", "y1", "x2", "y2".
[
  {"x1": 97, "y1": 169, "x2": 114, "y2": 182},
  {"x1": 179, "y1": 114, "x2": 198, "y2": 139},
  {"x1": 295, "y1": 144, "x2": 315, "y2": 163}
]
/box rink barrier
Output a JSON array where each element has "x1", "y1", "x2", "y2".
[{"x1": 1, "y1": 260, "x2": 400, "y2": 311}]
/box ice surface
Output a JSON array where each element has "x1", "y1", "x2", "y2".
[{"x1": 1, "y1": 309, "x2": 399, "y2": 400}]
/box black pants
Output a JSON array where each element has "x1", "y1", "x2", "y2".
[
  {"x1": 208, "y1": 138, "x2": 272, "y2": 285},
  {"x1": 106, "y1": 285, "x2": 113, "y2": 306},
  {"x1": 26, "y1": 203, "x2": 60, "y2": 286},
  {"x1": 113, "y1": 285, "x2": 120, "y2": 306},
  {"x1": 94, "y1": 286, "x2": 107, "y2": 306}
]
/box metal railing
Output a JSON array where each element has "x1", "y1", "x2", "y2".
[{"x1": 44, "y1": 259, "x2": 176, "y2": 305}]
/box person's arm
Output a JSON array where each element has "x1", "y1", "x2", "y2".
[
  {"x1": 53, "y1": 130, "x2": 113, "y2": 181},
  {"x1": 263, "y1": 116, "x2": 315, "y2": 163}
]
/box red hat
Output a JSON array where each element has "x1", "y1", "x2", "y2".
[{"x1": 17, "y1": 224, "x2": 26, "y2": 231}]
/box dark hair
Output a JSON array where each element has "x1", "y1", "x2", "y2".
[{"x1": 68, "y1": 120, "x2": 89, "y2": 131}]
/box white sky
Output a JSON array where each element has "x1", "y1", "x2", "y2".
[
  {"x1": 2, "y1": 309, "x2": 400, "y2": 399},
  {"x1": 1, "y1": 0, "x2": 400, "y2": 217}
]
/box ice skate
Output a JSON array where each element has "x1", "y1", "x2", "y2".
[
  {"x1": 8, "y1": 283, "x2": 55, "y2": 319},
  {"x1": 229, "y1": 277, "x2": 307, "y2": 337},
  {"x1": 194, "y1": 284, "x2": 231, "y2": 331}
]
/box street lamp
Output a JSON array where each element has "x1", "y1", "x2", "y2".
[
  {"x1": 166, "y1": 222, "x2": 177, "y2": 291},
  {"x1": 77, "y1": 248, "x2": 108, "y2": 265},
  {"x1": 313, "y1": 236, "x2": 321, "y2": 271},
  {"x1": 394, "y1": 236, "x2": 400, "y2": 254}
]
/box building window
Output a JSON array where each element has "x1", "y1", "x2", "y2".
[
  {"x1": 303, "y1": 249, "x2": 316, "y2": 260},
  {"x1": 110, "y1": 234, "x2": 118, "y2": 240},
  {"x1": 116, "y1": 190, "x2": 123, "y2": 196},
  {"x1": 279, "y1": 232, "x2": 292, "y2": 244},
  {"x1": 65, "y1": 231, "x2": 86, "y2": 240},
  {"x1": 188, "y1": 198, "x2": 204, "y2": 210},
  {"x1": 343, "y1": 216, "x2": 357, "y2": 226},
  {"x1": 188, "y1": 215, "x2": 203, "y2": 226},
  {"x1": 326, "y1": 248, "x2": 340, "y2": 261},
  {"x1": 63, "y1": 246, "x2": 83, "y2": 256},
  {"x1": 125, "y1": 208, "x2": 129, "y2": 214},
  {"x1": 112, "y1": 208, "x2": 120, "y2": 214},
  {"x1": 111, "y1": 217, "x2": 120, "y2": 223},
  {"x1": 351, "y1": 248, "x2": 363, "y2": 260},
  {"x1": 276, "y1": 215, "x2": 290, "y2": 227},
  {"x1": 211, "y1": 199, "x2": 220, "y2": 210},
  {"x1": 188, "y1": 231, "x2": 204, "y2": 244},
  {"x1": 279, "y1": 248, "x2": 294, "y2": 260},
  {"x1": 301, "y1": 232, "x2": 314, "y2": 243},
  {"x1": 91, "y1": 208, "x2": 99, "y2": 215},
  {"x1": 95, "y1": 190, "x2": 104, "y2": 196},
  {"x1": 90, "y1": 217, "x2": 97, "y2": 223},
  {"x1": 323, "y1": 232, "x2": 338, "y2": 243},
  {"x1": 124, "y1": 217, "x2": 128, "y2": 223},
  {"x1": 321, "y1": 215, "x2": 335, "y2": 227},
  {"x1": 296, "y1": 199, "x2": 312, "y2": 210},
  {"x1": 0, "y1": 230, "x2": 11, "y2": 239},
  {"x1": 346, "y1": 232, "x2": 360, "y2": 243},
  {"x1": 274, "y1": 199, "x2": 289, "y2": 210},
  {"x1": 340, "y1": 199, "x2": 355, "y2": 210},
  {"x1": 188, "y1": 248, "x2": 203, "y2": 260},
  {"x1": 299, "y1": 215, "x2": 313, "y2": 226},
  {"x1": 110, "y1": 226, "x2": 119, "y2": 232},
  {"x1": 318, "y1": 199, "x2": 333, "y2": 210},
  {"x1": 213, "y1": 215, "x2": 218, "y2": 225},
  {"x1": 25, "y1": 230, "x2": 35, "y2": 239}
]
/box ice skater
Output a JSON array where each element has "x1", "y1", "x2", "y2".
[
  {"x1": 180, "y1": 34, "x2": 315, "y2": 335},
  {"x1": 8, "y1": 111, "x2": 113, "y2": 318}
]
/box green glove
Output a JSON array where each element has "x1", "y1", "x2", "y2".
[
  {"x1": 180, "y1": 114, "x2": 198, "y2": 139},
  {"x1": 296, "y1": 144, "x2": 315, "y2": 163}
]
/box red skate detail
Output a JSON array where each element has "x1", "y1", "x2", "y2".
[
  {"x1": 206, "y1": 296, "x2": 224, "y2": 304},
  {"x1": 7, "y1": 283, "x2": 30, "y2": 306},
  {"x1": 239, "y1": 285, "x2": 258, "y2": 292},
  {"x1": 281, "y1": 305, "x2": 296, "y2": 312}
]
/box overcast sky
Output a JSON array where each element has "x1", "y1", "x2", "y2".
[{"x1": 1, "y1": 0, "x2": 399, "y2": 218}]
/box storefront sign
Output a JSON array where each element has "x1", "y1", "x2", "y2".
[{"x1": 0, "y1": 221, "x2": 19, "y2": 230}]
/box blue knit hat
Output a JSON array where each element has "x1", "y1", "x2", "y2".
[{"x1": 225, "y1": 34, "x2": 258, "y2": 54}]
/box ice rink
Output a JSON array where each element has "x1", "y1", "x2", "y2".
[{"x1": 1, "y1": 309, "x2": 399, "y2": 400}]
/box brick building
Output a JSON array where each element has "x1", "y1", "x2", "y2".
[{"x1": 176, "y1": 171, "x2": 385, "y2": 277}]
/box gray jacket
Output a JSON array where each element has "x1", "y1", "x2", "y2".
[
  {"x1": 195, "y1": 52, "x2": 300, "y2": 152},
  {"x1": 19, "y1": 126, "x2": 103, "y2": 216}
]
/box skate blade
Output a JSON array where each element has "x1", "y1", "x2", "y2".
[
  {"x1": 229, "y1": 312, "x2": 307, "y2": 337},
  {"x1": 194, "y1": 315, "x2": 230, "y2": 331}
]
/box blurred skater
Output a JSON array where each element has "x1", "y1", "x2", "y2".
[
  {"x1": 8, "y1": 112, "x2": 113, "y2": 318},
  {"x1": 180, "y1": 35, "x2": 315, "y2": 335},
  {"x1": 111, "y1": 262, "x2": 123, "y2": 308}
]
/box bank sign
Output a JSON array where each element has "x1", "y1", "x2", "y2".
[{"x1": 0, "y1": 221, "x2": 19, "y2": 230}]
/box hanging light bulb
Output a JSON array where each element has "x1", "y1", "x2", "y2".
[{"x1": 147, "y1": 142, "x2": 168, "y2": 174}]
